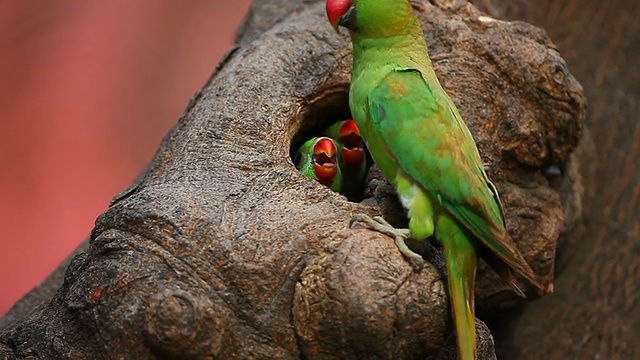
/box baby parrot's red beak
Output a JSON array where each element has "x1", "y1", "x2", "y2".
[
  {"x1": 338, "y1": 119, "x2": 360, "y2": 138},
  {"x1": 338, "y1": 120, "x2": 365, "y2": 166},
  {"x1": 312, "y1": 138, "x2": 338, "y2": 184}
]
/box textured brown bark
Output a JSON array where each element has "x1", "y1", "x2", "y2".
[
  {"x1": 472, "y1": 0, "x2": 640, "y2": 358},
  {"x1": 0, "y1": 0, "x2": 585, "y2": 358}
]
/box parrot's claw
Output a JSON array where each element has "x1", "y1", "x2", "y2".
[
  {"x1": 371, "y1": 215, "x2": 392, "y2": 227},
  {"x1": 394, "y1": 236, "x2": 425, "y2": 271},
  {"x1": 349, "y1": 213, "x2": 425, "y2": 271}
]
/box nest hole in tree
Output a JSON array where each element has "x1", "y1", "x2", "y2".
[
  {"x1": 290, "y1": 86, "x2": 351, "y2": 155},
  {"x1": 289, "y1": 86, "x2": 376, "y2": 203}
]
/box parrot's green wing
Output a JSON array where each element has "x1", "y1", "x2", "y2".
[{"x1": 368, "y1": 68, "x2": 540, "y2": 286}]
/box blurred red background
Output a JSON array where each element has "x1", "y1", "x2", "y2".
[{"x1": 0, "y1": 0, "x2": 252, "y2": 316}]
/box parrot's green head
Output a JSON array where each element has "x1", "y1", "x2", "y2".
[{"x1": 326, "y1": 0, "x2": 416, "y2": 38}]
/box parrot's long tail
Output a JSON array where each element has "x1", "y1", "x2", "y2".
[{"x1": 439, "y1": 214, "x2": 478, "y2": 360}]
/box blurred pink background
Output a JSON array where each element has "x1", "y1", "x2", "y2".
[{"x1": 0, "y1": 0, "x2": 252, "y2": 316}]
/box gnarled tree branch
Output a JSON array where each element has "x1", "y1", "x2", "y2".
[{"x1": 0, "y1": 1, "x2": 585, "y2": 358}]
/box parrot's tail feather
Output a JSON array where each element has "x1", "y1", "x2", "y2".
[
  {"x1": 440, "y1": 215, "x2": 477, "y2": 360},
  {"x1": 480, "y1": 245, "x2": 542, "y2": 297},
  {"x1": 496, "y1": 268, "x2": 526, "y2": 298},
  {"x1": 510, "y1": 282, "x2": 526, "y2": 298},
  {"x1": 481, "y1": 250, "x2": 527, "y2": 298}
]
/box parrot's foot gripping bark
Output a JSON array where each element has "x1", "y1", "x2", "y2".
[{"x1": 349, "y1": 214, "x2": 425, "y2": 271}]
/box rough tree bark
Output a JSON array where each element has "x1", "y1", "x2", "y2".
[
  {"x1": 0, "y1": 0, "x2": 587, "y2": 358},
  {"x1": 473, "y1": 0, "x2": 640, "y2": 358}
]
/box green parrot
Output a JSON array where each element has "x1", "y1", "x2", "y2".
[
  {"x1": 295, "y1": 136, "x2": 344, "y2": 192},
  {"x1": 323, "y1": 119, "x2": 371, "y2": 200},
  {"x1": 326, "y1": 0, "x2": 544, "y2": 358}
]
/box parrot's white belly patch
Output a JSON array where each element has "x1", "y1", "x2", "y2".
[{"x1": 398, "y1": 183, "x2": 421, "y2": 211}]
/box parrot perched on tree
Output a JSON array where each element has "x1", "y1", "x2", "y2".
[
  {"x1": 326, "y1": 0, "x2": 545, "y2": 358},
  {"x1": 323, "y1": 119, "x2": 371, "y2": 200},
  {"x1": 295, "y1": 136, "x2": 344, "y2": 192}
]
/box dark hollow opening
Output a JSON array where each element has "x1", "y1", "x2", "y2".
[
  {"x1": 290, "y1": 87, "x2": 352, "y2": 155},
  {"x1": 289, "y1": 87, "x2": 373, "y2": 202}
]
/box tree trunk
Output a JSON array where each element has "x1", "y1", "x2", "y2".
[
  {"x1": 473, "y1": 0, "x2": 640, "y2": 358},
  {"x1": 0, "y1": 0, "x2": 588, "y2": 358}
]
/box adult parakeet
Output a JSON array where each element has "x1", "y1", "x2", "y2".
[
  {"x1": 326, "y1": 0, "x2": 544, "y2": 358},
  {"x1": 295, "y1": 136, "x2": 344, "y2": 192},
  {"x1": 324, "y1": 119, "x2": 370, "y2": 200}
]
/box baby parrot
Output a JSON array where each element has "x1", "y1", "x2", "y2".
[
  {"x1": 324, "y1": 119, "x2": 371, "y2": 200},
  {"x1": 326, "y1": 0, "x2": 544, "y2": 359},
  {"x1": 295, "y1": 136, "x2": 344, "y2": 192}
]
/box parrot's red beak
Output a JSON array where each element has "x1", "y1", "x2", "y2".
[
  {"x1": 326, "y1": 0, "x2": 353, "y2": 30},
  {"x1": 342, "y1": 148, "x2": 365, "y2": 167},
  {"x1": 338, "y1": 119, "x2": 360, "y2": 138},
  {"x1": 313, "y1": 138, "x2": 337, "y2": 160},
  {"x1": 313, "y1": 138, "x2": 338, "y2": 184},
  {"x1": 338, "y1": 120, "x2": 365, "y2": 166}
]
